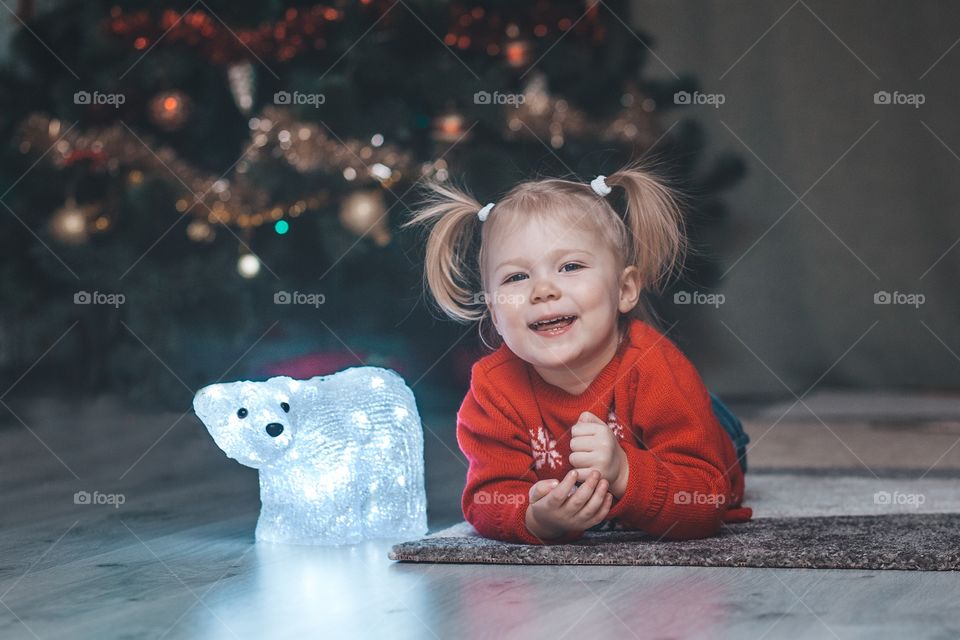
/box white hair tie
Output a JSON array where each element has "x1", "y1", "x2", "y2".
[
  {"x1": 477, "y1": 202, "x2": 495, "y2": 222},
  {"x1": 590, "y1": 175, "x2": 612, "y2": 197}
]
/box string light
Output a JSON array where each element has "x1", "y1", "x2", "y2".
[{"x1": 237, "y1": 253, "x2": 261, "y2": 278}]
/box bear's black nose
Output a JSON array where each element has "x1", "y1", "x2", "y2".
[{"x1": 265, "y1": 423, "x2": 284, "y2": 438}]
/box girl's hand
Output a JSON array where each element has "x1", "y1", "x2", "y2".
[
  {"x1": 524, "y1": 469, "x2": 612, "y2": 540},
  {"x1": 569, "y1": 411, "x2": 628, "y2": 497}
]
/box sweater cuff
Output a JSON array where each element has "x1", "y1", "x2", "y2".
[{"x1": 606, "y1": 444, "x2": 670, "y2": 527}]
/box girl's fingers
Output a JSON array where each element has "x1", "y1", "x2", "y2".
[
  {"x1": 549, "y1": 470, "x2": 578, "y2": 506},
  {"x1": 572, "y1": 467, "x2": 602, "y2": 483},
  {"x1": 577, "y1": 479, "x2": 609, "y2": 519},
  {"x1": 583, "y1": 493, "x2": 614, "y2": 528},
  {"x1": 568, "y1": 452, "x2": 593, "y2": 469},
  {"x1": 565, "y1": 471, "x2": 600, "y2": 511},
  {"x1": 568, "y1": 436, "x2": 594, "y2": 452},
  {"x1": 570, "y1": 421, "x2": 600, "y2": 437},
  {"x1": 529, "y1": 479, "x2": 557, "y2": 504},
  {"x1": 594, "y1": 493, "x2": 614, "y2": 523}
]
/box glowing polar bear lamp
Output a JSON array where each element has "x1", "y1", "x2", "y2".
[{"x1": 192, "y1": 366, "x2": 428, "y2": 545}]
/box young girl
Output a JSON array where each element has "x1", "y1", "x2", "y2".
[{"x1": 402, "y1": 162, "x2": 752, "y2": 545}]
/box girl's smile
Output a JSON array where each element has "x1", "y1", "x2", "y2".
[{"x1": 528, "y1": 315, "x2": 577, "y2": 337}]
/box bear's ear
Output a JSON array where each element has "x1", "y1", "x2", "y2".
[
  {"x1": 192, "y1": 383, "x2": 221, "y2": 423},
  {"x1": 266, "y1": 376, "x2": 301, "y2": 393}
]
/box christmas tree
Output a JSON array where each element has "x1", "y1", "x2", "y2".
[{"x1": 0, "y1": 0, "x2": 743, "y2": 408}]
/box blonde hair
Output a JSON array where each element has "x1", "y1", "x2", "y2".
[{"x1": 401, "y1": 160, "x2": 690, "y2": 350}]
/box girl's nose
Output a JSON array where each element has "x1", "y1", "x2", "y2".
[{"x1": 530, "y1": 276, "x2": 560, "y2": 303}]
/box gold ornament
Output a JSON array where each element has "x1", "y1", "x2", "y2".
[
  {"x1": 186, "y1": 219, "x2": 215, "y2": 242},
  {"x1": 338, "y1": 189, "x2": 390, "y2": 247}
]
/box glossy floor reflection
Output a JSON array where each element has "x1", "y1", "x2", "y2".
[{"x1": 0, "y1": 393, "x2": 958, "y2": 639}]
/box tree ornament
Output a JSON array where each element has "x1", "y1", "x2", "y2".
[
  {"x1": 339, "y1": 189, "x2": 390, "y2": 247},
  {"x1": 149, "y1": 90, "x2": 192, "y2": 131},
  {"x1": 503, "y1": 38, "x2": 532, "y2": 68},
  {"x1": 431, "y1": 109, "x2": 469, "y2": 144},
  {"x1": 186, "y1": 219, "x2": 215, "y2": 242}
]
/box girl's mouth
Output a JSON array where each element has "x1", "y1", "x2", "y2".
[{"x1": 528, "y1": 315, "x2": 577, "y2": 336}]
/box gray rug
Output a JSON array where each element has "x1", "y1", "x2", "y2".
[{"x1": 388, "y1": 513, "x2": 960, "y2": 571}]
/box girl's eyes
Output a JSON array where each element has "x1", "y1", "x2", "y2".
[{"x1": 502, "y1": 263, "x2": 584, "y2": 284}]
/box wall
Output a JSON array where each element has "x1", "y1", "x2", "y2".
[{"x1": 631, "y1": 0, "x2": 960, "y2": 397}]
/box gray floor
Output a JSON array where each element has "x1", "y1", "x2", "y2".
[{"x1": 1, "y1": 392, "x2": 958, "y2": 639}]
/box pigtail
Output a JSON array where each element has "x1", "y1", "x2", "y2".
[
  {"x1": 400, "y1": 179, "x2": 485, "y2": 323},
  {"x1": 606, "y1": 162, "x2": 689, "y2": 297}
]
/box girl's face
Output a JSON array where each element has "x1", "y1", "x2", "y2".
[{"x1": 484, "y1": 216, "x2": 640, "y2": 381}]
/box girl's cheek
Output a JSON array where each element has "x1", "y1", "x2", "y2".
[{"x1": 495, "y1": 304, "x2": 523, "y2": 325}]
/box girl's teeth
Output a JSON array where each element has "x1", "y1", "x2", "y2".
[{"x1": 533, "y1": 316, "x2": 574, "y2": 331}]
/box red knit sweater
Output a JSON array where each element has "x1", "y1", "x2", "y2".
[{"x1": 457, "y1": 318, "x2": 752, "y2": 545}]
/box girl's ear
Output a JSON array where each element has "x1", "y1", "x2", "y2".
[{"x1": 618, "y1": 265, "x2": 642, "y2": 314}]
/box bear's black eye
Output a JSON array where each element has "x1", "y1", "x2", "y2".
[
  {"x1": 280, "y1": 402, "x2": 290, "y2": 413},
  {"x1": 237, "y1": 408, "x2": 248, "y2": 419}
]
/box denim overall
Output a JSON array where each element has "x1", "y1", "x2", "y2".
[
  {"x1": 584, "y1": 392, "x2": 748, "y2": 533},
  {"x1": 709, "y1": 392, "x2": 750, "y2": 475}
]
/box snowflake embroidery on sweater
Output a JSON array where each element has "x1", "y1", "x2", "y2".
[
  {"x1": 607, "y1": 410, "x2": 625, "y2": 440},
  {"x1": 529, "y1": 426, "x2": 561, "y2": 470}
]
